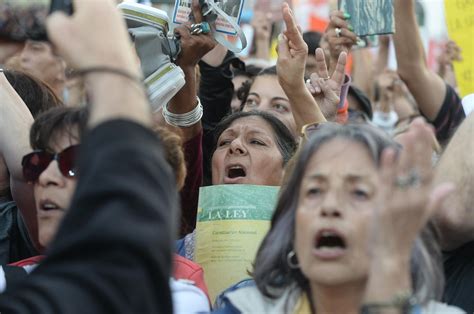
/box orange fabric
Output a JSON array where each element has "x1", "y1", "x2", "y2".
[
  {"x1": 9, "y1": 255, "x2": 45, "y2": 267},
  {"x1": 10, "y1": 254, "x2": 210, "y2": 302},
  {"x1": 173, "y1": 254, "x2": 210, "y2": 301}
]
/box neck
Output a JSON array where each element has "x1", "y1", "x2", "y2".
[{"x1": 310, "y1": 280, "x2": 366, "y2": 314}]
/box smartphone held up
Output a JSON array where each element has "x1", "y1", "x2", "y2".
[{"x1": 0, "y1": 0, "x2": 73, "y2": 42}]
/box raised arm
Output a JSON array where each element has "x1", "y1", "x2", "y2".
[
  {"x1": 0, "y1": 0, "x2": 176, "y2": 312},
  {"x1": 0, "y1": 75, "x2": 40, "y2": 251},
  {"x1": 433, "y1": 112, "x2": 474, "y2": 250},
  {"x1": 364, "y1": 119, "x2": 454, "y2": 311},
  {"x1": 277, "y1": 3, "x2": 327, "y2": 131},
  {"x1": 161, "y1": 1, "x2": 216, "y2": 142},
  {"x1": 393, "y1": 0, "x2": 446, "y2": 121}
]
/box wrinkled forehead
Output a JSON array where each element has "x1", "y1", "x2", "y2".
[
  {"x1": 303, "y1": 138, "x2": 379, "y2": 180},
  {"x1": 224, "y1": 116, "x2": 276, "y2": 138}
]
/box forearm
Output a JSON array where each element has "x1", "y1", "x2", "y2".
[
  {"x1": 434, "y1": 113, "x2": 474, "y2": 250},
  {"x1": 166, "y1": 67, "x2": 201, "y2": 141},
  {"x1": 285, "y1": 85, "x2": 327, "y2": 132},
  {"x1": 0, "y1": 74, "x2": 33, "y2": 181},
  {"x1": 393, "y1": 0, "x2": 445, "y2": 120},
  {"x1": 86, "y1": 70, "x2": 151, "y2": 129},
  {"x1": 0, "y1": 74, "x2": 39, "y2": 249}
]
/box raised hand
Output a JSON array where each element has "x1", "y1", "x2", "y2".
[
  {"x1": 174, "y1": 0, "x2": 216, "y2": 70},
  {"x1": 305, "y1": 48, "x2": 346, "y2": 121},
  {"x1": 371, "y1": 118, "x2": 454, "y2": 260},
  {"x1": 323, "y1": 10, "x2": 357, "y2": 73},
  {"x1": 276, "y1": 2, "x2": 308, "y2": 91}
]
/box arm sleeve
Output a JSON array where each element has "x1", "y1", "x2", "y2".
[
  {"x1": 179, "y1": 130, "x2": 203, "y2": 236},
  {"x1": 0, "y1": 120, "x2": 178, "y2": 314},
  {"x1": 199, "y1": 52, "x2": 243, "y2": 186},
  {"x1": 429, "y1": 84, "x2": 466, "y2": 144}
]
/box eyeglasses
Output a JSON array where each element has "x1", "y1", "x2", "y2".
[{"x1": 21, "y1": 145, "x2": 79, "y2": 183}]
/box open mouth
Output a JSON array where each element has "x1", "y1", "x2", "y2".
[
  {"x1": 39, "y1": 200, "x2": 62, "y2": 211},
  {"x1": 226, "y1": 165, "x2": 246, "y2": 179},
  {"x1": 313, "y1": 229, "x2": 347, "y2": 259}
]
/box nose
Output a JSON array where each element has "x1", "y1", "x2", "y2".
[
  {"x1": 37, "y1": 160, "x2": 65, "y2": 187},
  {"x1": 229, "y1": 138, "x2": 247, "y2": 156},
  {"x1": 320, "y1": 191, "x2": 342, "y2": 218}
]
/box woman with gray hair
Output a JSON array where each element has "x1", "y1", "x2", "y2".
[{"x1": 214, "y1": 120, "x2": 462, "y2": 313}]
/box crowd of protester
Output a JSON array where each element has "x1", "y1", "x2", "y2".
[{"x1": 0, "y1": 0, "x2": 472, "y2": 313}]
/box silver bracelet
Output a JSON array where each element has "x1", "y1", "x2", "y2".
[{"x1": 162, "y1": 97, "x2": 203, "y2": 127}]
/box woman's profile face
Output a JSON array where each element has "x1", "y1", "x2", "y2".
[
  {"x1": 294, "y1": 138, "x2": 380, "y2": 286},
  {"x1": 242, "y1": 75, "x2": 296, "y2": 136},
  {"x1": 34, "y1": 131, "x2": 78, "y2": 248},
  {"x1": 212, "y1": 115, "x2": 284, "y2": 186}
]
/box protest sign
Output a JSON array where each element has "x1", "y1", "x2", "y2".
[
  {"x1": 445, "y1": 0, "x2": 474, "y2": 97},
  {"x1": 338, "y1": 0, "x2": 394, "y2": 37},
  {"x1": 195, "y1": 185, "x2": 279, "y2": 301}
]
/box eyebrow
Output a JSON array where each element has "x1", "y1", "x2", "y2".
[
  {"x1": 220, "y1": 128, "x2": 272, "y2": 140},
  {"x1": 247, "y1": 93, "x2": 289, "y2": 103},
  {"x1": 305, "y1": 173, "x2": 372, "y2": 182},
  {"x1": 271, "y1": 97, "x2": 290, "y2": 103}
]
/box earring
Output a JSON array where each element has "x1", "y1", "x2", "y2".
[{"x1": 287, "y1": 250, "x2": 299, "y2": 269}]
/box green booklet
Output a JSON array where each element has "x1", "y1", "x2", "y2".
[
  {"x1": 339, "y1": 0, "x2": 395, "y2": 37},
  {"x1": 195, "y1": 184, "x2": 279, "y2": 301}
]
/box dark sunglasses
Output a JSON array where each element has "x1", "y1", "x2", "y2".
[{"x1": 21, "y1": 145, "x2": 80, "y2": 183}]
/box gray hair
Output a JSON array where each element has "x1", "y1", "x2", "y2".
[{"x1": 252, "y1": 123, "x2": 444, "y2": 305}]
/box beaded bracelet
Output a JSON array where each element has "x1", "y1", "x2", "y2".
[{"x1": 162, "y1": 97, "x2": 203, "y2": 128}]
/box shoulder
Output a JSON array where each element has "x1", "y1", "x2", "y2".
[
  {"x1": 422, "y1": 300, "x2": 466, "y2": 314},
  {"x1": 173, "y1": 254, "x2": 202, "y2": 277},
  {"x1": 170, "y1": 278, "x2": 210, "y2": 314},
  {"x1": 218, "y1": 284, "x2": 299, "y2": 314}
]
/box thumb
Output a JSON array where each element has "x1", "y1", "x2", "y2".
[
  {"x1": 426, "y1": 182, "x2": 456, "y2": 220},
  {"x1": 46, "y1": 12, "x2": 74, "y2": 60}
]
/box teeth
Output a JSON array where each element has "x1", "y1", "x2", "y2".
[
  {"x1": 43, "y1": 204, "x2": 58, "y2": 209},
  {"x1": 229, "y1": 166, "x2": 242, "y2": 169},
  {"x1": 322, "y1": 231, "x2": 336, "y2": 237},
  {"x1": 318, "y1": 247, "x2": 343, "y2": 251}
]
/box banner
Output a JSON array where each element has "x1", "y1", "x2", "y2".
[
  {"x1": 195, "y1": 185, "x2": 279, "y2": 301},
  {"x1": 445, "y1": 0, "x2": 474, "y2": 97}
]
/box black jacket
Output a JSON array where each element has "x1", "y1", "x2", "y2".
[{"x1": 0, "y1": 120, "x2": 178, "y2": 313}]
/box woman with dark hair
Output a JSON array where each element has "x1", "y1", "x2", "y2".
[
  {"x1": 177, "y1": 110, "x2": 298, "y2": 260},
  {"x1": 211, "y1": 110, "x2": 297, "y2": 186},
  {"x1": 215, "y1": 120, "x2": 461, "y2": 313}
]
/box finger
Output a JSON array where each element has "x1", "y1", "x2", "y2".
[
  {"x1": 310, "y1": 73, "x2": 321, "y2": 93},
  {"x1": 192, "y1": 0, "x2": 203, "y2": 23},
  {"x1": 306, "y1": 80, "x2": 316, "y2": 94},
  {"x1": 379, "y1": 148, "x2": 397, "y2": 199},
  {"x1": 282, "y1": 3, "x2": 306, "y2": 48},
  {"x1": 339, "y1": 28, "x2": 358, "y2": 42},
  {"x1": 329, "y1": 37, "x2": 358, "y2": 49},
  {"x1": 315, "y1": 48, "x2": 329, "y2": 80},
  {"x1": 396, "y1": 129, "x2": 416, "y2": 177},
  {"x1": 46, "y1": 11, "x2": 72, "y2": 52},
  {"x1": 410, "y1": 118, "x2": 434, "y2": 181},
  {"x1": 331, "y1": 52, "x2": 347, "y2": 85},
  {"x1": 329, "y1": 15, "x2": 351, "y2": 30}
]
